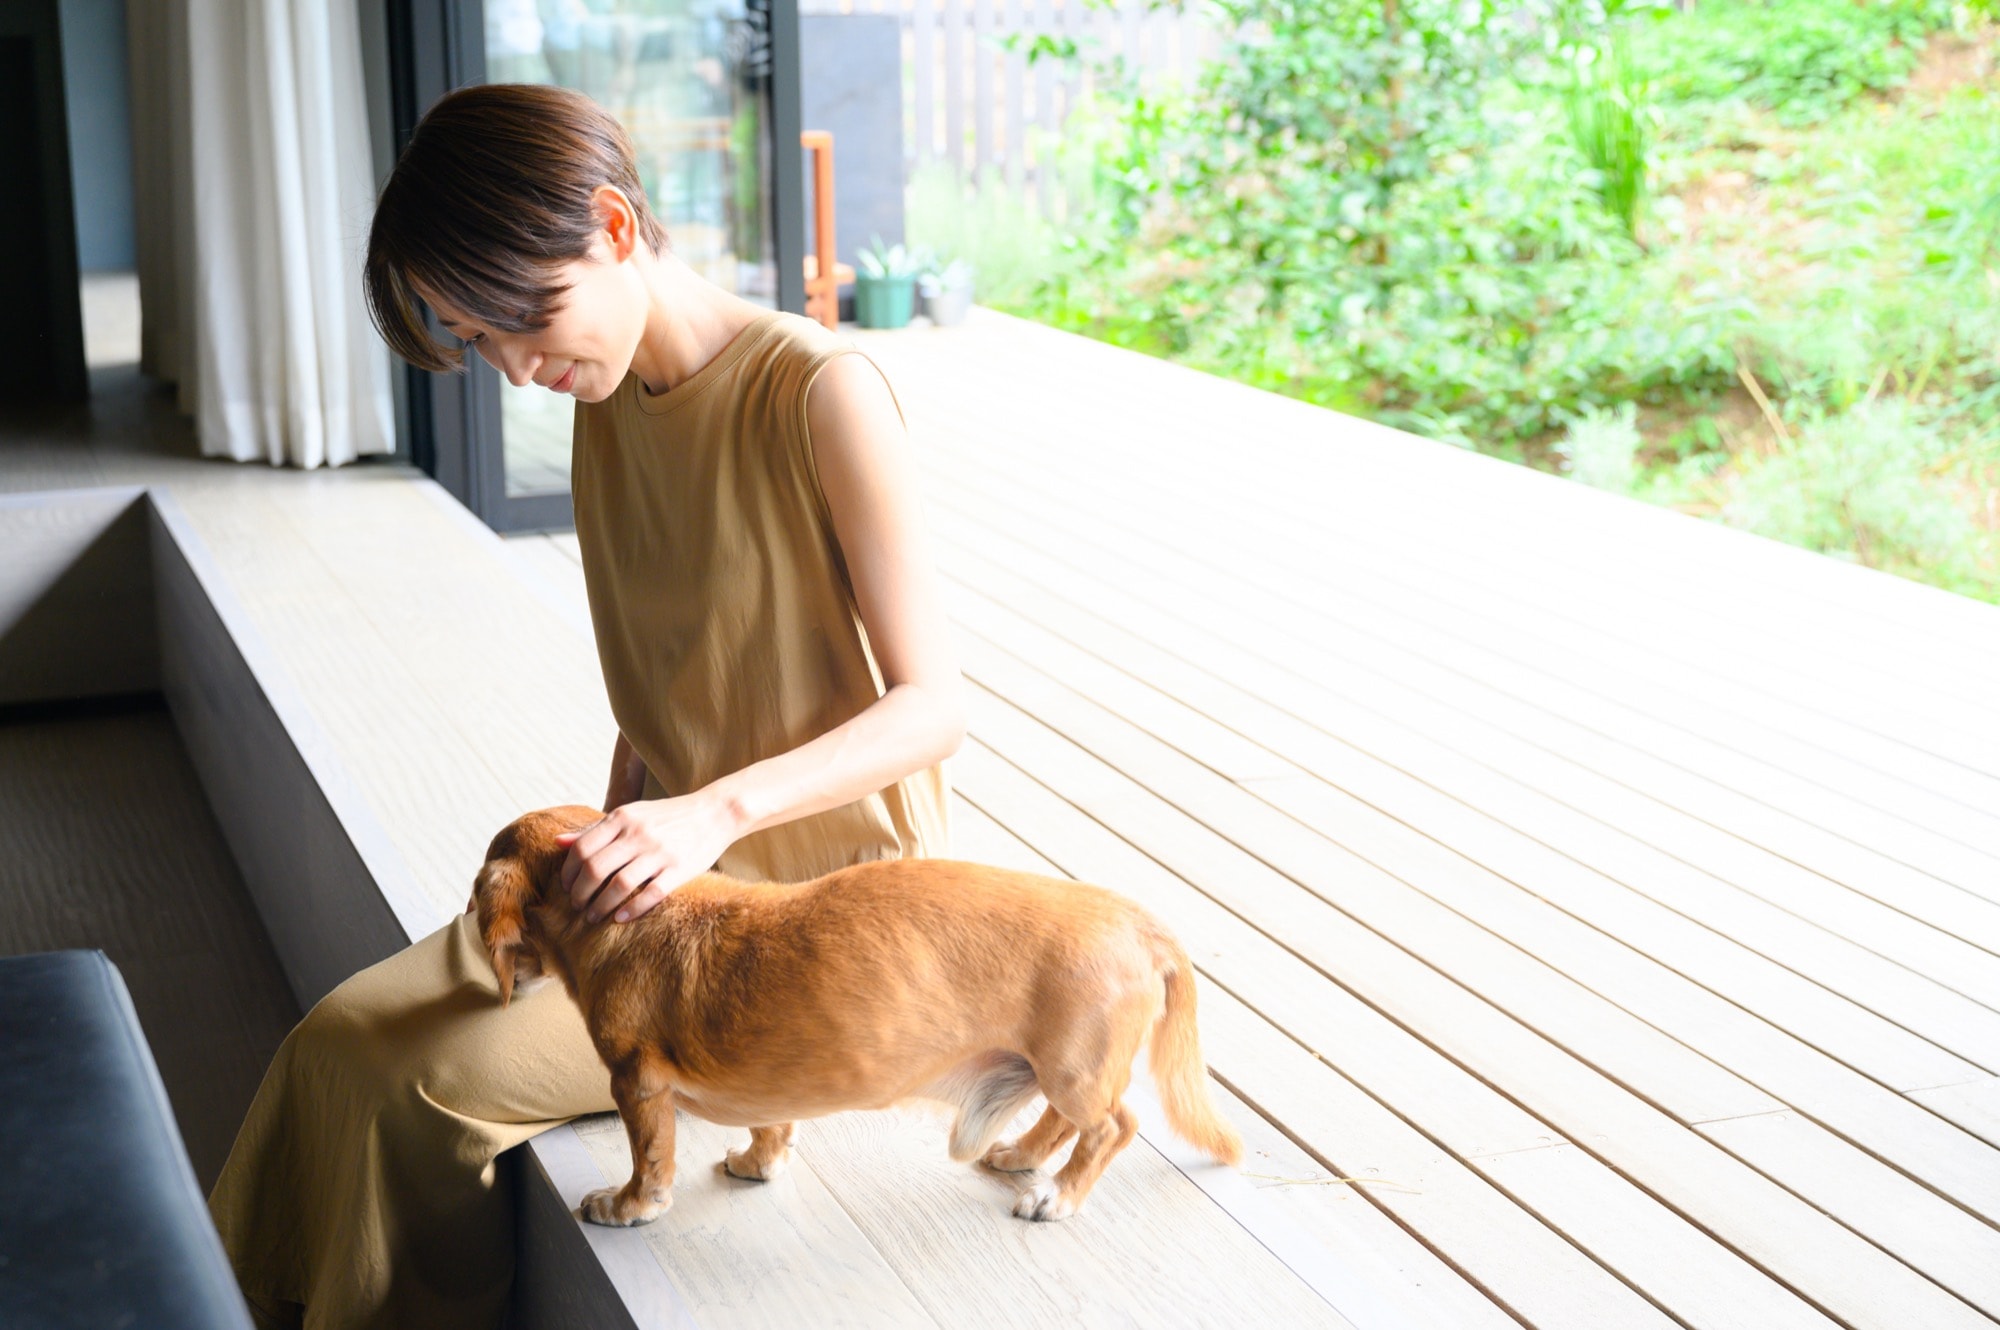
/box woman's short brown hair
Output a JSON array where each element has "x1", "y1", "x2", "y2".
[{"x1": 365, "y1": 83, "x2": 669, "y2": 373}]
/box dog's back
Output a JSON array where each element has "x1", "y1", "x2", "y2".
[{"x1": 621, "y1": 860, "x2": 1237, "y2": 1162}]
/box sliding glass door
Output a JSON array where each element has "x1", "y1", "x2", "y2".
[
  {"x1": 485, "y1": 0, "x2": 780, "y2": 502},
  {"x1": 387, "y1": 0, "x2": 804, "y2": 531}
]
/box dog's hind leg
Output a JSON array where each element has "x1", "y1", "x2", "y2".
[
  {"x1": 580, "y1": 1050, "x2": 678, "y2": 1226},
  {"x1": 1011, "y1": 1009, "x2": 1146, "y2": 1221},
  {"x1": 725, "y1": 1123, "x2": 795, "y2": 1181},
  {"x1": 980, "y1": 1105, "x2": 1078, "y2": 1174},
  {"x1": 1012, "y1": 1096, "x2": 1138, "y2": 1222}
]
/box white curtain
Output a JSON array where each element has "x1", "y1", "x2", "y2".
[{"x1": 129, "y1": 0, "x2": 394, "y2": 469}]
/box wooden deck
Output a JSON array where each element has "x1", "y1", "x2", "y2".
[
  {"x1": 524, "y1": 307, "x2": 2000, "y2": 1326},
  {"x1": 6, "y1": 304, "x2": 1998, "y2": 1327}
]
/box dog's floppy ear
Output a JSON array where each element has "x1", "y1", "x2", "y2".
[{"x1": 474, "y1": 856, "x2": 537, "y2": 1007}]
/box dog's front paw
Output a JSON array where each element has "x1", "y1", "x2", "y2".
[
  {"x1": 724, "y1": 1143, "x2": 790, "y2": 1181},
  {"x1": 579, "y1": 1183, "x2": 671, "y2": 1226},
  {"x1": 980, "y1": 1139, "x2": 1040, "y2": 1173},
  {"x1": 1012, "y1": 1180, "x2": 1077, "y2": 1223}
]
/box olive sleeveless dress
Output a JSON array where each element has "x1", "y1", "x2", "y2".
[{"x1": 205, "y1": 309, "x2": 951, "y2": 1330}]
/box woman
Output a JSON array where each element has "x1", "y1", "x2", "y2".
[{"x1": 206, "y1": 82, "x2": 963, "y2": 1329}]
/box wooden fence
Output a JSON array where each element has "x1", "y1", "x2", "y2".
[{"x1": 800, "y1": 0, "x2": 1225, "y2": 217}]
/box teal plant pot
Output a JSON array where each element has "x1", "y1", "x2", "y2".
[{"x1": 854, "y1": 276, "x2": 917, "y2": 329}]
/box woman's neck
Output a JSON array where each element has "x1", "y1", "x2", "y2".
[{"x1": 627, "y1": 250, "x2": 768, "y2": 397}]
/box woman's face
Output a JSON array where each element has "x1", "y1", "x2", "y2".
[{"x1": 420, "y1": 231, "x2": 647, "y2": 405}]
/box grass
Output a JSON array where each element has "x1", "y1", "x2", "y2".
[
  {"x1": 1563, "y1": 41, "x2": 1651, "y2": 239},
  {"x1": 1613, "y1": 23, "x2": 2000, "y2": 601}
]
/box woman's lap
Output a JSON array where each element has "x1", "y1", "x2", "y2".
[
  {"x1": 305, "y1": 909, "x2": 614, "y2": 1126},
  {"x1": 208, "y1": 910, "x2": 614, "y2": 1329}
]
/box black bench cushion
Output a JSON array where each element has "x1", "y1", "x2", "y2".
[{"x1": 0, "y1": 950, "x2": 253, "y2": 1329}]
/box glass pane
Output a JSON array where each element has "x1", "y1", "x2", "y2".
[{"x1": 484, "y1": 0, "x2": 778, "y2": 498}]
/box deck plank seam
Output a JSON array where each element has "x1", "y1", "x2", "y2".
[
  {"x1": 957, "y1": 701, "x2": 2000, "y2": 1310},
  {"x1": 946, "y1": 604, "x2": 2000, "y2": 1090},
  {"x1": 952, "y1": 786, "x2": 1569, "y2": 1330},
  {"x1": 900, "y1": 395, "x2": 2000, "y2": 740},
  {"x1": 953, "y1": 640, "x2": 2000, "y2": 1103},
  {"x1": 891, "y1": 313, "x2": 2000, "y2": 669}
]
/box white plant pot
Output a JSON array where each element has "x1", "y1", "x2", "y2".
[{"x1": 920, "y1": 284, "x2": 975, "y2": 327}]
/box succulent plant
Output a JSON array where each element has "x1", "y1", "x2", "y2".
[
  {"x1": 919, "y1": 256, "x2": 975, "y2": 293},
  {"x1": 856, "y1": 235, "x2": 923, "y2": 281}
]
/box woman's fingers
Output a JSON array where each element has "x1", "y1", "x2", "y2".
[
  {"x1": 570, "y1": 846, "x2": 630, "y2": 912},
  {"x1": 559, "y1": 819, "x2": 616, "y2": 897},
  {"x1": 565, "y1": 819, "x2": 634, "y2": 905},
  {"x1": 611, "y1": 878, "x2": 671, "y2": 924},
  {"x1": 588, "y1": 861, "x2": 657, "y2": 924}
]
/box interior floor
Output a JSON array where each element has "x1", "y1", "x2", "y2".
[{"x1": 0, "y1": 699, "x2": 301, "y2": 1192}]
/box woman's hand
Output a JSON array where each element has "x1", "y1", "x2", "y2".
[{"x1": 556, "y1": 791, "x2": 740, "y2": 925}]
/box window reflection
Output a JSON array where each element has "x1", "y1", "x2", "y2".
[{"x1": 486, "y1": 0, "x2": 776, "y2": 497}]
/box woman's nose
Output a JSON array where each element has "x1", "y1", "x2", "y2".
[{"x1": 478, "y1": 339, "x2": 538, "y2": 388}]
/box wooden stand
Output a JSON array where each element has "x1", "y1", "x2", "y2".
[{"x1": 801, "y1": 130, "x2": 855, "y2": 331}]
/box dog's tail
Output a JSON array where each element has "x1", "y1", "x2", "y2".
[{"x1": 1149, "y1": 941, "x2": 1243, "y2": 1167}]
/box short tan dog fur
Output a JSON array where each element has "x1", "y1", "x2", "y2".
[{"x1": 474, "y1": 805, "x2": 1243, "y2": 1225}]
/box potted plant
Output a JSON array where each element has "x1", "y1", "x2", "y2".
[
  {"x1": 853, "y1": 236, "x2": 921, "y2": 330},
  {"x1": 918, "y1": 254, "x2": 976, "y2": 327}
]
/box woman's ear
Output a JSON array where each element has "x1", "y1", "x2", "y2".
[
  {"x1": 591, "y1": 184, "x2": 641, "y2": 263},
  {"x1": 474, "y1": 857, "x2": 537, "y2": 1006}
]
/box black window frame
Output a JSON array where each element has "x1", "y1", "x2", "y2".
[{"x1": 383, "y1": 0, "x2": 806, "y2": 533}]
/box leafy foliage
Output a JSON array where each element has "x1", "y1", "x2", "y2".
[
  {"x1": 907, "y1": 162, "x2": 1064, "y2": 307},
  {"x1": 1556, "y1": 401, "x2": 1643, "y2": 492},
  {"x1": 972, "y1": 0, "x2": 1999, "y2": 599},
  {"x1": 856, "y1": 235, "x2": 924, "y2": 280},
  {"x1": 1711, "y1": 401, "x2": 1999, "y2": 598},
  {"x1": 1561, "y1": 39, "x2": 1651, "y2": 236},
  {"x1": 1624, "y1": 0, "x2": 1953, "y2": 125},
  {"x1": 1023, "y1": 0, "x2": 1745, "y2": 447}
]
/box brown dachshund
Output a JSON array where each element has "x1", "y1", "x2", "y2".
[{"x1": 474, "y1": 805, "x2": 1243, "y2": 1225}]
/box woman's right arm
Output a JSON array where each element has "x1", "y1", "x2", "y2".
[{"x1": 605, "y1": 731, "x2": 649, "y2": 811}]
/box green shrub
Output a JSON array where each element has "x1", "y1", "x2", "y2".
[
  {"x1": 1020, "y1": 2, "x2": 1752, "y2": 448},
  {"x1": 1715, "y1": 400, "x2": 1999, "y2": 597},
  {"x1": 986, "y1": 0, "x2": 1998, "y2": 601},
  {"x1": 1557, "y1": 401, "x2": 1644, "y2": 492},
  {"x1": 1719, "y1": 80, "x2": 2000, "y2": 417}
]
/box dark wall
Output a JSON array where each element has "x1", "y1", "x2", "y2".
[
  {"x1": 0, "y1": 0, "x2": 87, "y2": 403},
  {"x1": 0, "y1": 35, "x2": 55, "y2": 393},
  {"x1": 800, "y1": 15, "x2": 904, "y2": 270}
]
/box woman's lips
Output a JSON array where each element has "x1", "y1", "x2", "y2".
[{"x1": 552, "y1": 363, "x2": 578, "y2": 393}]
